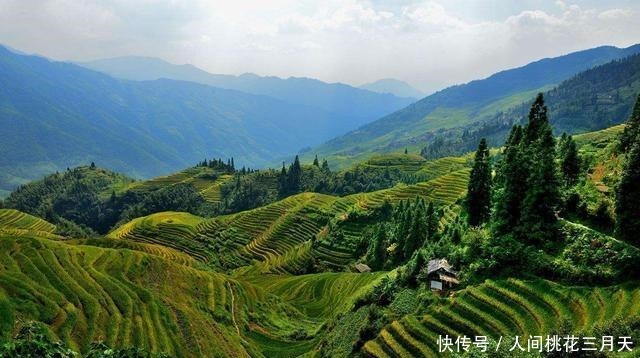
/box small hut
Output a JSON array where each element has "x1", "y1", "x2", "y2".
[
  {"x1": 427, "y1": 258, "x2": 459, "y2": 291},
  {"x1": 355, "y1": 263, "x2": 372, "y2": 273}
]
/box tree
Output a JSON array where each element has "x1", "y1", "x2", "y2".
[
  {"x1": 313, "y1": 155, "x2": 319, "y2": 166},
  {"x1": 518, "y1": 94, "x2": 561, "y2": 244},
  {"x1": 466, "y1": 138, "x2": 492, "y2": 226},
  {"x1": 615, "y1": 140, "x2": 640, "y2": 245},
  {"x1": 367, "y1": 224, "x2": 388, "y2": 270},
  {"x1": 425, "y1": 202, "x2": 439, "y2": 242},
  {"x1": 492, "y1": 125, "x2": 526, "y2": 236},
  {"x1": 619, "y1": 93, "x2": 640, "y2": 152},
  {"x1": 523, "y1": 93, "x2": 548, "y2": 144},
  {"x1": 404, "y1": 148, "x2": 408, "y2": 154},
  {"x1": 321, "y1": 159, "x2": 330, "y2": 172},
  {"x1": 287, "y1": 155, "x2": 302, "y2": 193},
  {"x1": 404, "y1": 200, "x2": 427, "y2": 259},
  {"x1": 560, "y1": 134, "x2": 580, "y2": 186}
]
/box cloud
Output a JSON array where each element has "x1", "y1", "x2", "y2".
[{"x1": 0, "y1": 0, "x2": 638, "y2": 93}]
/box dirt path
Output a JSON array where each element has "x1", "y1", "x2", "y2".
[{"x1": 227, "y1": 281, "x2": 241, "y2": 336}]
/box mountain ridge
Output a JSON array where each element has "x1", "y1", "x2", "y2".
[
  {"x1": 0, "y1": 45, "x2": 408, "y2": 194},
  {"x1": 303, "y1": 43, "x2": 640, "y2": 168}
]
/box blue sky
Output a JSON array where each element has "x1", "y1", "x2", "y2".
[{"x1": 1, "y1": 0, "x2": 639, "y2": 93}]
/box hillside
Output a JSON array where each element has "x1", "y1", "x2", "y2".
[
  {"x1": 0, "y1": 46, "x2": 410, "y2": 195},
  {"x1": 304, "y1": 44, "x2": 640, "y2": 169},
  {"x1": 79, "y1": 56, "x2": 414, "y2": 130},
  {"x1": 0, "y1": 219, "x2": 379, "y2": 357},
  {"x1": 418, "y1": 54, "x2": 640, "y2": 160},
  {"x1": 1, "y1": 118, "x2": 640, "y2": 356}
]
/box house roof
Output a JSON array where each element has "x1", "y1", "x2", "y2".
[
  {"x1": 355, "y1": 263, "x2": 371, "y2": 273},
  {"x1": 427, "y1": 258, "x2": 457, "y2": 276}
]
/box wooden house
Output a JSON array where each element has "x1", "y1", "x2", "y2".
[{"x1": 427, "y1": 258, "x2": 459, "y2": 291}]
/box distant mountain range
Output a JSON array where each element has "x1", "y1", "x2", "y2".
[
  {"x1": 359, "y1": 78, "x2": 424, "y2": 99},
  {"x1": 0, "y1": 46, "x2": 412, "y2": 194},
  {"x1": 304, "y1": 44, "x2": 640, "y2": 168},
  {"x1": 79, "y1": 56, "x2": 415, "y2": 129}
]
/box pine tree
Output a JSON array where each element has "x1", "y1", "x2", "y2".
[
  {"x1": 404, "y1": 199, "x2": 427, "y2": 260},
  {"x1": 523, "y1": 93, "x2": 548, "y2": 144},
  {"x1": 394, "y1": 206, "x2": 411, "y2": 263},
  {"x1": 619, "y1": 93, "x2": 640, "y2": 152},
  {"x1": 313, "y1": 155, "x2": 319, "y2": 166},
  {"x1": 277, "y1": 162, "x2": 287, "y2": 196},
  {"x1": 425, "y1": 202, "x2": 439, "y2": 241},
  {"x1": 287, "y1": 155, "x2": 302, "y2": 194},
  {"x1": 519, "y1": 94, "x2": 560, "y2": 244},
  {"x1": 615, "y1": 134, "x2": 640, "y2": 245},
  {"x1": 466, "y1": 138, "x2": 492, "y2": 226},
  {"x1": 492, "y1": 125, "x2": 526, "y2": 236},
  {"x1": 560, "y1": 135, "x2": 580, "y2": 186},
  {"x1": 321, "y1": 159, "x2": 330, "y2": 172},
  {"x1": 367, "y1": 224, "x2": 387, "y2": 270},
  {"x1": 404, "y1": 148, "x2": 408, "y2": 154}
]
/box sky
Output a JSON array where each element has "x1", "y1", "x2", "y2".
[{"x1": 1, "y1": 0, "x2": 639, "y2": 94}]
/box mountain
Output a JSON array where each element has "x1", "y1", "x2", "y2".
[
  {"x1": 0, "y1": 45, "x2": 407, "y2": 195},
  {"x1": 80, "y1": 56, "x2": 415, "y2": 129},
  {"x1": 359, "y1": 78, "x2": 424, "y2": 99},
  {"x1": 304, "y1": 44, "x2": 640, "y2": 168},
  {"x1": 419, "y1": 53, "x2": 640, "y2": 159}
]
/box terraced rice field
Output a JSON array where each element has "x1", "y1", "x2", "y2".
[
  {"x1": 0, "y1": 209, "x2": 56, "y2": 232},
  {"x1": 364, "y1": 279, "x2": 640, "y2": 357},
  {"x1": 249, "y1": 272, "x2": 388, "y2": 319},
  {"x1": 0, "y1": 233, "x2": 306, "y2": 357},
  {"x1": 414, "y1": 156, "x2": 471, "y2": 181},
  {"x1": 200, "y1": 193, "x2": 339, "y2": 273},
  {"x1": 344, "y1": 169, "x2": 470, "y2": 210},
  {"x1": 109, "y1": 163, "x2": 470, "y2": 275},
  {"x1": 108, "y1": 212, "x2": 209, "y2": 262},
  {"x1": 127, "y1": 167, "x2": 233, "y2": 203},
  {"x1": 363, "y1": 154, "x2": 428, "y2": 173},
  {"x1": 0, "y1": 209, "x2": 62, "y2": 239}
]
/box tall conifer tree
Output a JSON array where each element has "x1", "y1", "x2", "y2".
[
  {"x1": 619, "y1": 93, "x2": 640, "y2": 152},
  {"x1": 615, "y1": 126, "x2": 640, "y2": 245},
  {"x1": 519, "y1": 93, "x2": 560, "y2": 244},
  {"x1": 492, "y1": 125, "x2": 526, "y2": 236},
  {"x1": 467, "y1": 138, "x2": 492, "y2": 226},
  {"x1": 560, "y1": 135, "x2": 580, "y2": 186}
]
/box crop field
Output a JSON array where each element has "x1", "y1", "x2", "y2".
[
  {"x1": 361, "y1": 154, "x2": 428, "y2": 173},
  {"x1": 108, "y1": 164, "x2": 470, "y2": 275},
  {"x1": 343, "y1": 168, "x2": 470, "y2": 210},
  {"x1": 107, "y1": 153, "x2": 472, "y2": 275},
  {"x1": 0, "y1": 209, "x2": 56, "y2": 232},
  {"x1": 127, "y1": 167, "x2": 233, "y2": 203},
  {"x1": 364, "y1": 279, "x2": 640, "y2": 357},
  {"x1": 248, "y1": 272, "x2": 388, "y2": 319},
  {"x1": 0, "y1": 232, "x2": 278, "y2": 357}
]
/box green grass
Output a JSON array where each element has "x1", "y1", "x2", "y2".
[{"x1": 364, "y1": 279, "x2": 640, "y2": 357}]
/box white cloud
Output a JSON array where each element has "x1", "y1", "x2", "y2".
[{"x1": 0, "y1": 0, "x2": 638, "y2": 93}]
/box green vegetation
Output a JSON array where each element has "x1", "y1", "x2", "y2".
[
  {"x1": 304, "y1": 46, "x2": 640, "y2": 170},
  {"x1": 2, "y1": 94, "x2": 640, "y2": 357},
  {"x1": 364, "y1": 279, "x2": 640, "y2": 357},
  {"x1": 0, "y1": 45, "x2": 414, "y2": 194},
  {"x1": 418, "y1": 53, "x2": 640, "y2": 163},
  {"x1": 465, "y1": 139, "x2": 491, "y2": 226}
]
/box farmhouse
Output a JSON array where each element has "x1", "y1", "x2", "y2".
[{"x1": 427, "y1": 258, "x2": 459, "y2": 291}]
